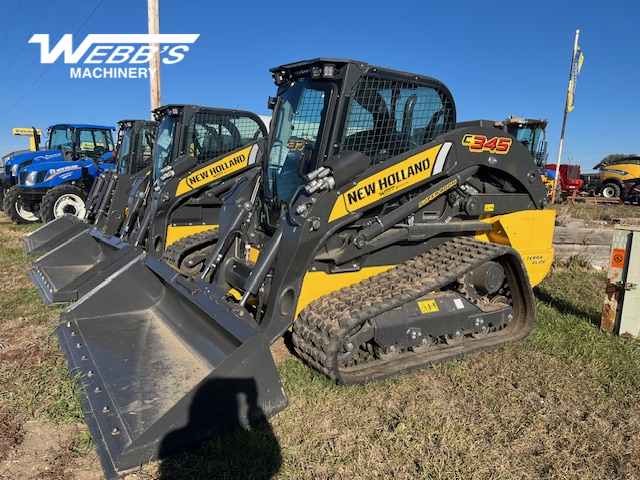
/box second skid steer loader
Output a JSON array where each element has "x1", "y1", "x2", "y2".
[
  {"x1": 55, "y1": 59, "x2": 555, "y2": 478},
  {"x1": 23, "y1": 119, "x2": 158, "y2": 255},
  {"x1": 27, "y1": 105, "x2": 267, "y2": 304}
]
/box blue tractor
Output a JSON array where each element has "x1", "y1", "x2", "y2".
[
  {"x1": 0, "y1": 127, "x2": 42, "y2": 209},
  {"x1": 3, "y1": 124, "x2": 116, "y2": 224}
]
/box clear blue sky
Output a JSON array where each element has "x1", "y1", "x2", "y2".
[{"x1": 0, "y1": 0, "x2": 638, "y2": 173}]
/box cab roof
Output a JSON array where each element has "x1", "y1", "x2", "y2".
[{"x1": 49, "y1": 124, "x2": 115, "y2": 130}]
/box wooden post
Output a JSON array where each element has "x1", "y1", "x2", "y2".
[{"x1": 148, "y1": 0, "x2": 161, "y2": 116}]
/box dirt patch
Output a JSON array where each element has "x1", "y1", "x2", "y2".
[
  {"x1": 0, "y1": 408, "x2": 23, "y2": 462},
  {"x1": 552, "y1": 203, "x2": 640, "y2": 229},
  {"x1": 0, "y1": 421, "x2": 102, "y2": 480},
  {"x1": 270, "y1": 332, "x2": 295, "y2": 365}
]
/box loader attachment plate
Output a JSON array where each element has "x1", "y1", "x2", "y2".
[
  {"x1": 28, "y1": 230, "x2": 141, "y2": 305},
  {"x1": 22, "y1": 214, "x2": 88, "y2": 256},
  {"x1": 57, "y1": 255, "x2": 287, "y2": 478}
]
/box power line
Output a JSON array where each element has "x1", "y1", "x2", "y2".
[
  {"x1": 0, "y1": 0, "x2": 84, "y2": 98},
  {"x1": 0, "y1": 0, "x2": 52, "y2": 83},
  {"x1": 0, "y1": 1, "x2": 22, "y2": 56},
  {"x1": 0, "y1": 0, "x2": 105, "y2": 119}
]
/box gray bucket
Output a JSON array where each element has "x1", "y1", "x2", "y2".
[
  {"x1": 22, "y1": 214, "x2": 88, "y2": 256},
  {"x1": 28, "y1": 230, "x2": 141, "y2": 305},
  {"x1": 57, "y1": 255, "x2": 288, "y2": 478}
]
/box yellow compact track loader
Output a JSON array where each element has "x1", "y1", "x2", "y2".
[
  {"x1": 27, "y1": 105, "x2": 267, "y2": 304},
  {"x1": 23, "y1": 119, "x2": 158, "y2": 255},
  {"x1": 56, "y1": 59, "x2": 555, "y2": 478}
]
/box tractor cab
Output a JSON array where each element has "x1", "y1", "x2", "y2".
[
  {"x1": 48, "y1": 124, "x2": 115, "y2": 163},
  {"x1": 495, "y1": 116, "x2": 548, "y2": 170},
  {"x1": 3, "y1": 124, "x2": 115, "y2": 224},
  {"x1": 21, "y1": 120, "x2": 158, "y2": 256}
]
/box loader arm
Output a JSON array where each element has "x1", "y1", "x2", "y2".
[
  {"x1": 27, "y1": 107, "x2": 267, "y2": 305},
  {"x1": 22, "y1": 120, "x2": 158, "y2": 255}
]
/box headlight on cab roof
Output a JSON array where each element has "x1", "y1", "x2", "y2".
[{"x1": 24, "y1": 170, "x2": 37, "y2": 187}]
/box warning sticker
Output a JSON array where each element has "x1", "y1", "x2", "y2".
[
  {"x1": 418, "y1": 299, "x2": 439, "y2": 314},
  {"x1": 611, "y1": 248, "x2": 626, "y2": 269}
]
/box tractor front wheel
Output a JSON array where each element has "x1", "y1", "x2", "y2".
[
  {"x1": 2, "y1": 185, "x2": 40, "y2": 224},
  {"x1": 601, "y1": 183, "x2": 621, "y2": 199},
  {"x1": 40, "y1": 185, "x2": 88, "y2": 223}
]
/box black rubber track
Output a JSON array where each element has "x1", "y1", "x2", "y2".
[
  {"x1": 292, "y1": 236, "x2": 535, "y2": 385},
  {"x1": 162, "y1": 228, "x2": 219, "y2": 272}
]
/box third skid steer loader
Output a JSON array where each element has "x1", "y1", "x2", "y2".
[
  {"x1": 23, "y1": 119, "x2": 158, "y2": 255},
  {"x1": 56, "y1": 59, "x2": 555, "y2": 478},
  {"x1": 27, "y1": 105, "x2": 267, "y2": 304}
]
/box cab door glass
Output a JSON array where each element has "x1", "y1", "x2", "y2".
[
  {"x1": 185, "y1": 113, "x2": 264, "y2": 164},
  {"x1": 49, "y1": 127, "x2": 73, "y2": 157}
]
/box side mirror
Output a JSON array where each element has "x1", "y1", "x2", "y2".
[{"x1": 323, "y1": 150, "x2": 370, "y2": 189}]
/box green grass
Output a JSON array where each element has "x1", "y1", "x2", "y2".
[
  {"x1": 0, "y1": 219, "x2": 84, "y2": 467},
  {"x1": 147, "y1": 260, "x2": 640, "y2": 480},
  {"x1": 137, "y1": 261, "x2": 640, "y2": 479}
]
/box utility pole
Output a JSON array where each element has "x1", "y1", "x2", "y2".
[{"x1": 148, "y1": 0, "x2": 161, "y2": 116}]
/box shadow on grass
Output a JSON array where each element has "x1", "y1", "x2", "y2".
[
  {"x1": 534, "y1": 287, "x2": 602, "y2": 327},
  {"x1": 156, "y1": 377, "x2": 282, "y2": 480}
]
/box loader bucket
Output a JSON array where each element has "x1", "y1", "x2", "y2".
[
  {"x1": 22, "y1": 214, "x2": 88, "y2": 256},
  {"x1": 28, "y1": 229, "x2": 142, "y2": 305},
  {"x1": 57, "y1": 255, "x2": 287, "y2": 478}
]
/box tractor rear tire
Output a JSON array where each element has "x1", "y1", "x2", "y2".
[
  {"x1": 40, "y1": 185, "x2": 88, "y2": 223},
  {"x1": 3, "y1": 185, "x2": 40, "y2": 224},
  {"x1": 601, "y1": 184, "x2": 621, "y2": 199}
]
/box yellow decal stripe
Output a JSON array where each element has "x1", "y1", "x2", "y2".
[
  {"x1": 418, "y1": 179, "x2": 458, "y2": 209},
  {"x1": 175, "y1": 145, "x2": 253, "y2": 197},
  {"x1": 329, "y1": 144, "x2": 443, "y2": 223}
]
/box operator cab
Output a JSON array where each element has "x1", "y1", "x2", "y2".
[
  {"x1": 264, "y1": 59, "x2": 456, "y2": 227},
  {"x1": 115, "y1": 120, "x2": 157, "y2": 175},
  {"x1": 151, "y1": 104, "x2": 266, "y2": 188}
]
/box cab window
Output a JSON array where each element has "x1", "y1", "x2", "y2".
[
  {"x1": 340, "y1": 76, "x2": 454, "y2": 165},
  {"x1": 185, "y1": 113, "x2": 264, "y2": 164}
]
